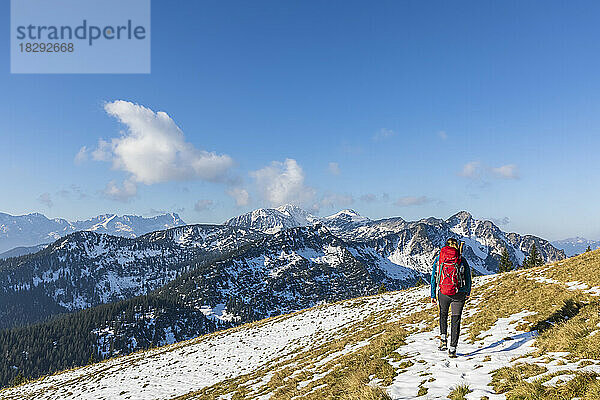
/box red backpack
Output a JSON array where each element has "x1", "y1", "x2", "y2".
[{"x1": 437, "y1": 246, "x2": 462, "y2": 296}]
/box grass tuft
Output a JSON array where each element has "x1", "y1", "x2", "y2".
[{"x1": 448, "y1": 383, "x2": 471, "y2": 400}]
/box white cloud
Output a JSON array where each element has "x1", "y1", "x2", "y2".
[
  {"x1": 227, "y1": 187, "x2": 250, "y2": 206},
  {"x1": 91, "y1": 139, "x2": 112, "y2": 161},
  {"x1": 328, "y1": 162, "x2": 340, "y2": 176},
  {"x1": 250, "y1": 158, "x2": 315, "y2": 207},
  {"x1": 103, "y1": 178, "x2": 138, "y2": 202},
  {"x1": 459, "y1": 161, "x2": 520, "y2": 181},
  {"x1": 94, "y1": 100, "x2": 234, "y2": 185},
  {"x1": 459, "y1": 161, "x2": 482, "y2": 179},
  {"x1": 37, "y1": 193, "x2": 53, "y2": 208},
  {"x1": 194, "y1": 199, "x2": 214, "y2": 212},
  {"x1": 492, "y1": 164, "x2": 519, "y2": 179},
  {"x1": 438, "y1": 131, "x2": 448, "y2": 140},
  {"x1": 394, "y1": 196, "x2": 430, "y2": 207},
  {"x1": 74, "y1": 146, "x2": 89, "y2": 164},
  {"x1": 373, "y1": 128, "x2": 395, "y2": 141}
]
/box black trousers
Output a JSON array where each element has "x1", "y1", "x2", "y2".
[{"x1": 438, "y1": 290, "x2": 466, "y2": 348}]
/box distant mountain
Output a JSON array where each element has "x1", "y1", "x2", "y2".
[
  {"x1": 154, "y1": 224, "x2": 423, "y2": 322},
  {"x1": 321, "y1": 209, "x2": 371, "y2": 233},
  {"x1": 224, "y1": 204, "x2": 318, "y2": 234},
  {"x1": 552, "y1": 237, "x2": 600, "y2": 257},
  {"x1": 227, "y1": 207, "x2": 565, "y2": 275},
  {"x1": 224, "y1": 205, "x2": 372, "y2": 234},
  {"x1": 0, "y1": 221, "x2": 425, "y2": 330},
  {"x1": 0, "y1": 244, "x2": 47, "y2": 259},
  {"x1": 0, "y1": 212, "x2": 186, "y2": 253},
  {"x1": 1, "y1": 207, "x2": 565, "y2": 331},
  {"x1": 0, "y1": 225, "x2": 264, "y2": 329}
]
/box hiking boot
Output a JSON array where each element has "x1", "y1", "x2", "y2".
[
  {"x1": 448, "y1": 346, "x2": 457, "y2": 358},
  {"x1": 438, "y1": 339, "x2": 448, "y2": 351}
]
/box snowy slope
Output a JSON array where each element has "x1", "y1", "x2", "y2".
[
  {"x1": 7, "y1": 252, "x2": 600, "y2": 400},
  {"x1": 0, "y1": 225, "x2": 264, "y2": 329},
  {"x1": 152, "y1": 224, "x2": 423, "y2": 324},
  {"x1": 0, "y1": 285, "x2": 437, "y2": 400},
  {"x1": 0, "y1": 212, "x2": 186, "y2": 253}
]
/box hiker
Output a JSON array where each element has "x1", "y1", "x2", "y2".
[{"x1": 430, "y1": 238, "x2": 472, "y2": 358}]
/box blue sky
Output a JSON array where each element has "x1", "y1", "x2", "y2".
[{"x1": 1, "y1": 1, "x2": 599, "y2": 240}]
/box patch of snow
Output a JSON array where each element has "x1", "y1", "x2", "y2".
[{"x1": 386, "y1": 310, "x2": 538, "y2": 400}]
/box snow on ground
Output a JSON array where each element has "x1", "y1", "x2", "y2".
[
  {"x1": 0, "y1": 286, "x2": 429, "y2": 400},
  {"x1": 386, "y1": 310, "x2": 538, "y2": 400},
  {"x1": 2, "y1": 269, "x2": 593, "y2": 400}
]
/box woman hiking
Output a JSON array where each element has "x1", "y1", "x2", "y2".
[{"x1": 430, "y1": 237, "x2": 472, "y2": 358}]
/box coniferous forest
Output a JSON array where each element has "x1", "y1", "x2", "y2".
[{"x1": 0, "y1": 293, "x2": 227, "y2": 388}]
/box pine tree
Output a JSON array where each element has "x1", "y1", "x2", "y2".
[
  {"x1": 377, "y1": 283, "x2": 387, "y2": 294},
  {"x1": 525, "y1": 243, "x2": 544, "y2": 269},
  {"x1": 498, "y1": 248, "x2": 514, "y2": 273},
  {"x1": 586, "y1": 245, "x2": 592, "y2": 252}
]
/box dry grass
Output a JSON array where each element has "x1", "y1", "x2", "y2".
[
  {"x1": 447, "y1": 383, "x2": 471, "y2": 400},
  {"x1": 462, "y1": 273, "x2": 589, "y2": 342},
  {"x1": 172, "y1": 299, "x2": 431, "y2": 400},
  {"x1": 542, "y1": 250, "x2": 600, "y2": 287},
  {"x1": 491, "y1": 369, "x2": 600, "y2": 400},
  {"x1": 491, "y1": 363, "x2": 548, "y2": 394}
]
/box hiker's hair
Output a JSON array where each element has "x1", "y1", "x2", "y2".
[{"x1": 445, "y1": 238, "x2": 459, "y2": 248}]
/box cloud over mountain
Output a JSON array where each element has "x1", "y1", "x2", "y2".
[
  {"x1": 89, "y1": 101, "x2": 235, "y2": 200},
  {"x1": 250, "y1": 158, "x2": 316, "y2": 208}
]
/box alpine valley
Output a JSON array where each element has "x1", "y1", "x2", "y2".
[{"x1": 0, "y1": 205, "x2": 565, "y2": 388}]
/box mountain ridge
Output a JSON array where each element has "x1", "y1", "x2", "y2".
[
  {"x1": 552, "y1": 236, "x2": 600, "y2": 256},
  {"x1": 0, "y1": 212, "x2": 186, "y2": 254}
]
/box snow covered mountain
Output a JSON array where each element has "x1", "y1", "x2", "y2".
[
  {"x1": 338, "y1": 210, "x2": 564, "y2": 275},
  {"x1": 228, "y1": 207, "x2": 565, "y2": 275},
  {"x1": 154, "y1": 224, "x2": 422, "y2": 322},
  {"x1": 224, "y1": 204, "x2": 318, "y2": 234},
  {"x1": 321, "y1": 209, "x2": 371, "y2": 233},
  {"x1": 0, "y1": 212, "x2": 186, "y2": 254},
  {"x1": 0, "y1": 206, "x2": 564, "y2": 331},
  {"x1": 0, "y1": 225, "x2": 264, "y2": 329},
  {"x1": 552, "y1": 237, "x2": 600, "y2": 256},
  {"x1": 6, "y1": 250, "x2": 600, "y2": 399},
  {"x1": 0, "y1": 244, "x2": 48, "y2": 259}
]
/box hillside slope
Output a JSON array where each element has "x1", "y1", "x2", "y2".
[
  {"x1": 0, "y1": 225, "x2": 263, "y2": 330},
  {"x1": 4, "y1": 249, "x2": 600, "y2": 400}
]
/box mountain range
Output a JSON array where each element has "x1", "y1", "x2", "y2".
[
  {"x1": 227, "y1": 206, "x2": 564, "y2": 275},
  {"x1": 0, "y1": 206, "x2": 565, "y2": 329},
  {"x1": 0, "y1": 205, "x2": 566, "y2": 387},
  {"x1": 0, "y1": 212, "x2": 186, "y2": 254},
  {"x1": 552, "y1": 237, "x2": 600, "y2": 256}
]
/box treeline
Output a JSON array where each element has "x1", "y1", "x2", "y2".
[
  {"x1": 0, "y1": 293, "x2": 228, "y2": 388},
  {"x1": 498, "y1": 243, "x2": 545, "y2": 273},
  {"x1": 0, "y1": 234, "x2": 265, "y2": 389}
]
